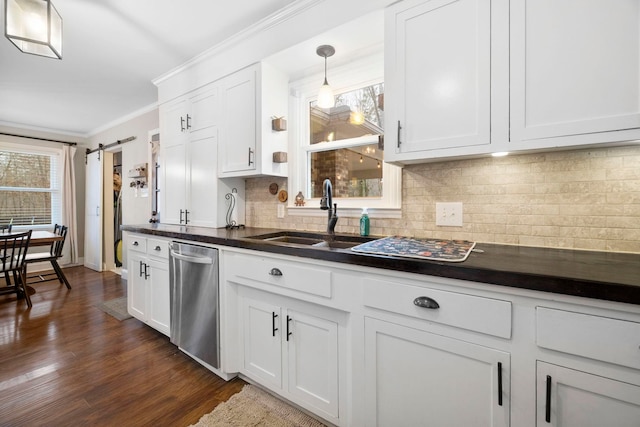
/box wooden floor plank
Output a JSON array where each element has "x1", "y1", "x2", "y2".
[{"x1": 0, "y1": 266, "x2": 245, "y2": 426}]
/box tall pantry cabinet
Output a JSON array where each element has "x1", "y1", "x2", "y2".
[{"x1": 160, "y1": 83, "x2": 243, "y2": 227}]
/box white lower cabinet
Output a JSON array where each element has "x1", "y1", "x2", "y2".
[
  {"x1": 240, "y1": 288, "x2": 340, "y2": 422},
  {"x1": 126, "y1": 234, "x2": 170, "y2": 336},
  {"x1": 219, "y1": 247, "x2": 640, "y2": 426},
  {"x1": 364, "y1": 317, "x2": 510, "y2": 427},
  {"x1": 536, "y1": 362, "x2": 640, "y2": 427}
]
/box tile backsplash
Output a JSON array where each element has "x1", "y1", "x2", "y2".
[{"x1": 245, "y1": 145, "x2": 640, "y2": 253}]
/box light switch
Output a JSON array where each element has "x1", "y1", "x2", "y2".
[{"x1": 435, "y1": 202, "x2": 463, "y2": 227}]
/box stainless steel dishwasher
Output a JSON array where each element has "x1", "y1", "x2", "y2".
[{"x1": 169, "y1": 241, "x2": 220, "y2": 369}]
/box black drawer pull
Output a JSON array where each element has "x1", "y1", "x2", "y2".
[
  {"x1": 272, "y1": 312, "x2": 278, "y2": 337},
  {"x1": 413, "y1": 296, "x2": 440, "y2": 309},
  {"x1": 269, "y1": 268, "x2": 283, "y2": 276},
  {"x1": 497, "y1": 362, "x2": 503, "y2": 406},
  {"x1": 545, "y1": 375, "x2": 552, "y2": 423}
]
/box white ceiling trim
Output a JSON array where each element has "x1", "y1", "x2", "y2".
[{"x1": 152, "y1": 0, "x2": 324, "y2": 86}]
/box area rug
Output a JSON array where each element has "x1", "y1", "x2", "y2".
[
  {"x1": 97, "y1": 297, "x2": 132, "y2": 321},
  {"x1": 190, "y1": 385, "x2": 327, "y2": 427}
]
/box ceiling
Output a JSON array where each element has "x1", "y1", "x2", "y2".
[{"x1": 0, "y1": 0, "x2": 297, "y2": 136}]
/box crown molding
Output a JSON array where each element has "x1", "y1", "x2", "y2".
[{"x1": 152, "y1": 0, "x2": 324, "y2": 86}]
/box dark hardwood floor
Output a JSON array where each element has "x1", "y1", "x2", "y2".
[{"x1": 0, "y1": 266, "x2": 245, "y2": 427}]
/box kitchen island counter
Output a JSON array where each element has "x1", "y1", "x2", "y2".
[{"x1": 121, "y1": 224, "x2": 640, "y2": 305}]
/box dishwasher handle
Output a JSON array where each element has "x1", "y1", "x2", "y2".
[{"x1": 170, "y1": 249, "x2": 213, "y2": 264}]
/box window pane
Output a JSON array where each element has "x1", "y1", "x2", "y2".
[
  {"x1": 0, "y1": 149, "x2": 58, "y2": 226},
  {"x1": 0, "y1": 151, "x2": 51, "y2": 189},
  {"x1": 310, "y1": 83, "x2": 384, "y2": 144},
  {"x1": 309, "y1": 142, "x2": 383, "y2": 199},
  {"x1": 0, "y1": 190, "x2": 52, "y2": 225}
]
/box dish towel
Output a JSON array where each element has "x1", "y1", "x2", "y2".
[{"x1": 351, "y1": 236, "x2": 476, "y2": 262}]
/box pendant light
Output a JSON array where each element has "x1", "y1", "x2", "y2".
[
  {"x1": 5, "y1": 0, "x2": 62, "y2": 59},
  {"x1": 316, "y1": 45, "x2": 335, "y2": 109}
]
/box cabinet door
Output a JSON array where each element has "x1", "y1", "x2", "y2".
[
  {"x1": 385, "y1": 0, "x2": 491, "y2": 158},
  {"x1": 127, "y1": 252, "x2": 147, "y2": 322},
  {"x1": 242, "y1": 296, "x2": 282, "y2": 388},
  {"x1": 147, "y1": 257, "x2": 170, "y2": 336},
  {"x1": 511, "y1": 0, "x2": 640, "y2": 146},
  {"x1": 161, "y1": 142, "x2": 187, "y2": 225},
  {"x1": 537, "y1": 362, "x2": 640, "y2": 427},
  {"x1": 286, "y1": 308, "x2": 339, "y2": 419},
  {"x1": 219, "y1": 66, "x2": 257, "y2": 175},
  {"x1": 365, "y1": 318, "x2": 510, "y2": 427},
  {"x1": 161, "y1": 98, "x2": 189, "y2": 148},
  {"x1": 189, "y1": 86, "x2": 219, "y2": 134},
  {"x1": 186, "y1": 129, "x2": 218, "y2": 227}
]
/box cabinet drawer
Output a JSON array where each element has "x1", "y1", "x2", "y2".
[
  {"x1": 226, "y1": 252, "x2": 331, "y2": 298},
  {"x1": 128, "y1": 236, "x2": 147, "y2": 253},
  {"x1": 537, "y1": 307, "x2": 640, "y2": 369},
  {"x1": 363, "y1": 278, "x2": 512, "y2": 339},
  {"x1": 147, "y1": 238, "x2": 169, "y2": 259}
]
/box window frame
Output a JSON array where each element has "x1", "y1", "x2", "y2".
[
  {"x1": 0, "y1": 141, "x2": 62, "y2": 230},
  {"x1": 286, "y1": 51, "x2": 402, "y2": 219}
]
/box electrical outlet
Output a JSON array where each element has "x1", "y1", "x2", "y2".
[
  {"x1": 435, "y1": 202, "x2": 463, "y2": 227},
  {"x1": 277, "y1": 204, "x2": 285, "y2": 219}
]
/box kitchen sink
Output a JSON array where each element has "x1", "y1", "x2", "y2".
[{"x1": 247, "y1": 231, "x2": 373, "y2": 249}]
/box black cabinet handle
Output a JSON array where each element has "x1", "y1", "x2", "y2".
[
  {"x1": 133, "y1": 241, "x2": 139, "y2": 246},
  {"x1": 272, "y1": 312, "x2": 278, "y2": 337},
  {"x1": 184, "y1": 209, "x2": 190, "y2": 224},
  {"x1": 186, "y1": 114, "x2": 192, "y2": 130},
  {"x1": 413, "y1": 296, "x2": 440, "y2": 309},
  {"x1": 269, "y1": 268, "x2": 283, "y2": 276},
  {"x1": 154, "y1": 246, "x2": 161, "y2": 251},
  {"x1": 497, "y1": 362, "x2": 503, "y2": 406},
  {"x1": 180, "y1": 116, "x2": 186, "y2": 132},
  {"x1": 397, "y1": 120, "x2": 402, "y2": 148},
  {"x1": 144, "y1": 263, "x2": 150, "y2": 279},
  {"x1": 286, "y1": 315, "x2": 292, "y2": 341},
  {"x1": 139, "y1": 260, "x2": 144, "y2": 277},
  {"x1": 179, "y1": 209, "x2": 184, "y2": 224},
  {"x1": 248, "y1": 147, "x2": 254, "y2": 166},
  {"x1": 545, "y1": 375, "x2": 552, "y2": 423}
]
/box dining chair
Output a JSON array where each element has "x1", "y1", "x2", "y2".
[
  {"x1": 24, "y1": 224, "x2": 71, "y2": 289},
  {"x1": 0, "y1": 230, "x2": 32, "y2": 307},
  {"x1": 0, "y1": 224, "x2": 12, "y2": 233}
]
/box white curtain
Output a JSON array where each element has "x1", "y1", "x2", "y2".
[{"x1": 61, "y1": 145, "x2": 78, "y2": 264}]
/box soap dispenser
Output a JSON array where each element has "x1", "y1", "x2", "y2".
[{"x1": 360, "y1": 207, "x2": 370, "y2": 236}]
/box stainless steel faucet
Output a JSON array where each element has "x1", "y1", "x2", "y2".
[{"x1": 320, "y1": 178, "x2": 338, "y2": 235}]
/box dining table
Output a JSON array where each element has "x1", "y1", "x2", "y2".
[{"x1": 28, "y1": 230, "x2": 64, "y2": 247}]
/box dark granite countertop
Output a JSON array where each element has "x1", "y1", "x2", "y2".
[{"x1": 121, "y1": 224, "x2": 640, "y2": 306}]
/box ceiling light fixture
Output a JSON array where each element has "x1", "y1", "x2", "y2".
[
  {"x1": 5, "y1": 0, "x2": 62, "y2": 59},
  {"x1": 316, "y1": 44, "x2": 335, "y2": 109}
]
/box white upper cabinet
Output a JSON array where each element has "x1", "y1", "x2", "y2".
[
  {"x1": 510, "y1": 0, "x2": 640, "y2": 148},
  {"x1": 218, "y1": 62, "x2": 289, "y2": 178},
  {"x1": 384, "y1": 0, "x2": 509, "y2": 163},
  {"x1": 385, "y1": 0, "x2": 640, "y2": 164}
]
